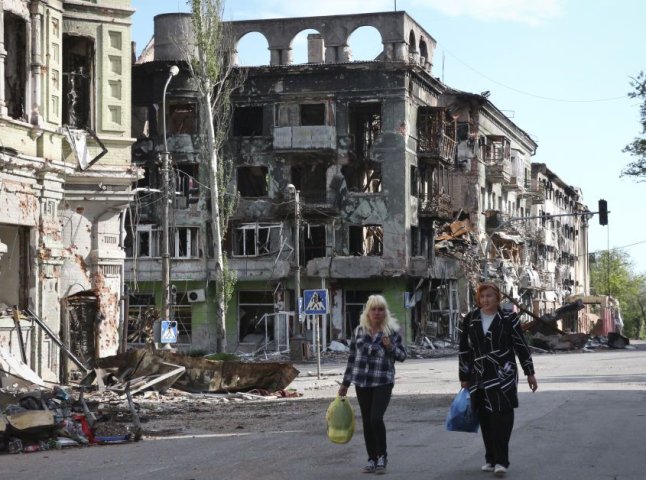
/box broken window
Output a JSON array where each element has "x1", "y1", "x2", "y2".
[
  {"x1": 233, "y1": 223, "x2": 282, "y2": 257},
  {"x1": 63, "y1": 34, "x2": 95, "y2": 128},
  {"x1": 411, "y1": 225, "x2": 420, "y2": 256},
  {"x1": 302, "y1": 224, "x2": 326, "y2": 263},
  {"x1": 127, "y1": 294, "x2": 155, "y2": 344},
  {"x1": 237, "y1": 166, "x2": 268, "y2": 197},
  {"x1": 133, "y1": 225, "x2": 161, "y2": 257},
  {"x1": 291, "y1": 164, "x2": 327, "y2": 202},
  {"x1": 173, "y1": 292, "x2": 193, "y2": 343},
  {"x1": 168, "y1": 103, "x2": 197, "y2": 134},
  {"x1": 238, "y1": 290, "x2": 275, "y2": 342},
  {"x1": 233, "y1": 106, "x2": 263, "y2": 136},
  {"x1": 349, "y1": 102, "x2": 381, "y2": 160},
  {"x1": 4, "y1": 13, "x2": 27, "y2": 120},
  {"x1": 349, "y1": 225, "x2": 383, "y2": 256},
  {"x1": 484, "y1": 135, "x2": 511, "y2": 163},
  {"x1": 410, "y1": 165, "x2": 418, "y2": 196},
  {"x1": 345, "y1": 290, "x2": 380, "y2": 337},
  {"x1": 300, "y1": 103, "x2": 325, "y2": 125},
  {"x1": 341, "y1": 161, "x2": 382, "y2": 193},
  {"x1": 175, "y1": 164, "x2": 200, "y2": 209},
  {"x1": 172, "y1": 227, "x2": 199, "y2": 258},
  {"x1": 456, "y1": 122, "x2": 470, "y2": 141}
]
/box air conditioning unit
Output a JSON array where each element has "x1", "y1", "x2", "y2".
[{"x1": 187, "y1": 289, "x2": 206, "y2": 303}]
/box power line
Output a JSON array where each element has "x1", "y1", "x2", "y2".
[{"x1": 440, "y1": 45, "x2": 629, "y2": 103}]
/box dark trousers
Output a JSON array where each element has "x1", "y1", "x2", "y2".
[
  {"x1": 476, "y1": 400, "x2": 515, "y2": 468},
  {"x1": 355, "y1": 384, "x2": 393, "y2": 460}
]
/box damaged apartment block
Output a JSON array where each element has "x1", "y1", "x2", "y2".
[
  {"x1": 0, "y1": 1, "x2": 136, "y2": 385},
  {"x1": 126, "y1": 11, "x2": 593, "y2": 355}
]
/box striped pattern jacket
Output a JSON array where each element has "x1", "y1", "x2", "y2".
[
  {"x1": 342, "y1": 326, "x2": 406, "y2": 388},
  {"x1": 459, "y1": 308, "x2": 535, "y2": 412}
]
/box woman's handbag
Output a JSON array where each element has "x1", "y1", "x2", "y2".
[
  {"x1": 445, "y1": 388, "x2": 479, "y2": 433},
  {"x1": 326, "y1": 396, "x2": 355, "y2": 444}
]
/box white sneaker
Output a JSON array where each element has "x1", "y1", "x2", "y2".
[
  {"x1": 481, "y1": 463, "x2": 495, "y2": 472},
  {"x1": 494, "y1": 464, "x2": 507, "y2": 476}
]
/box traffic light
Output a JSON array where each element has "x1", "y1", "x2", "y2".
[{"x1": 598, "y1": 199, "x2": 608, "y2": 226}]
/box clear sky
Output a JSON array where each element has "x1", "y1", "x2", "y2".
[{"x1": 131, "y1": 0, "x2": 646, "y2": 274}]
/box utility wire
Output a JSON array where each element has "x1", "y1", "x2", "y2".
[{"x1": 440, "y1": 45, "x2": 629, "y2": 103}]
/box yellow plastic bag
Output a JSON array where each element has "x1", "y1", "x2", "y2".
[{"x1": 326, "y1": 396, "x2": 355, "y2": 444}]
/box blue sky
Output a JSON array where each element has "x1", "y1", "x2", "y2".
[{"x1": 131, "y1": 0, "x2": 646, "y2": 274}]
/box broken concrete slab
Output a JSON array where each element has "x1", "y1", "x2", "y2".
[{"x1": 0, "y1": 347, "x2": 46, "y2": 388}]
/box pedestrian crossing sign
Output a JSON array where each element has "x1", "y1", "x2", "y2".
[
  {"x1": 161, "y1": 320, "x2": 178, "y2": 344},
  {"x1": 303, "y1": 289, "x2": 328, "y2": 315}
]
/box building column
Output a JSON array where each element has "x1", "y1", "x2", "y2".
[
  {"x1": 30, "y1": 1, "x2": 43, "y2": 125},
  {"x1": 0, "y1": 6, "x2": 8, "y2": 116}
]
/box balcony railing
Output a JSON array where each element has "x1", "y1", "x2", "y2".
[
  {"x1": 485, "y1": 161, "x2": 512, "y2": 184},
  {"x1": 418, "y1": 193, "x2": 452, "y2": 220},
  {"x1": 273, "y1": 126, "x2": 336, "y2": 150},
  {"x1": 418, "y1": 133, "x2": 456, "y2": 164}
]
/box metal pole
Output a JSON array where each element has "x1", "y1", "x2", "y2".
[
  {"x1": 316, "y1": 315, "x2": 321, "y2": 379},
  {"x1": 160, "y1": 66, "x2": 179, "y2": 322},
  {"x1": 294, "y1": 189, "x2": 301, "y2": 332}
]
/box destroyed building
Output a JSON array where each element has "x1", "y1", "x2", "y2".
[
  {"x1": 125, "y1": 11, "x2": 593, "y2": 353},
  {"x1": 0, "y1": 0, "x2": 135, "y2": 383}
]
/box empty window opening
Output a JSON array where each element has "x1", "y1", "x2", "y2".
[
  {"x1": 300, "y1": 103, "x2": 326, "y2": 126},
  {"x1": 175, "y1": 164, "x2": 200, "y2": 209},
  {"x1": 344, "y1": 290, "x2": 380, "y2": 337},
  {"x1": 4, "y1": 13, "x2": 27, "y2": 120},
  {"x1": 349, "y1": 225, "x2": 383, "y2": 256},
  {"x1": 410, "y1": 165, "x2": 419, "y2": 196},
  {"x1": 349, "y1": 102, "x2": 381, "y2": 160},
  {"x1": 233, "y1": 224, "x2": 282, "y2": 257},
  {"x1": 341, "y1": 161, "x2": 381, "y2": 193},
  {"x1": 484, "y1": 135, "x2": 511, "y2": 163},
  {"x1": 302, "y1": 224, "x2": 326, "y2": 263},
  {"x1": 233, "y1": 106, "x2": 264, "y2": 136},
  {"x1": 173, "y1": 226, "x2": 199, "y2": 258},
  {"x1": 63, "y1": 34, "x2": 95, "y2": 128},
  {"x1": 237, "y1": 166, "x2": 268, "y2": 197},
  {"x1": 168, "y1": 103, "x2": 196, "y2": 135},
  {"x1": 411, "y1": 225, "x2": 420, "y2": 256},
  {"x1": 238, "y1": 290, "x2": 274, "y2": 342},
  {"x1": 291, "y1": 164, "x2": 327, "y2": 202}
]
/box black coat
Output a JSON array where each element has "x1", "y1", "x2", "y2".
[{"x1": 458, "y1": 308, "x2": 535, "y2": 412}]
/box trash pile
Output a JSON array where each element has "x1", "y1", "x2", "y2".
[{"x1": 0, "y1": 384, "x2": 140, "y2": 455}]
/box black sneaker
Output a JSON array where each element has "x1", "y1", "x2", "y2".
[
  {"x1": 362, "y1": 459, "x2": 376, "y2": 473},
  {"x1": 375, "y1": 455, "x2": 387, "y2": 474}
]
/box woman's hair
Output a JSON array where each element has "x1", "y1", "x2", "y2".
[
  {"x1": 359, "y1": 294, "x2": 400, "y2": 336},
  {"x1": 475, "y1": 282, "x2": 502, "y2": 307}
]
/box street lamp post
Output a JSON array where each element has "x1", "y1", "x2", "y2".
[
  {"x1": 161, "y1": 65, "x2": 179, "y2": 322},
  {"x1": 287, "y1": 184, "x2": 301, "y2": 331}
]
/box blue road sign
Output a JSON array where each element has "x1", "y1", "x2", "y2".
[
  {"x1": 160, "y1": 320, "x2": 178, "y2": 344},
  {"x1": 303, "y1": 289, "x2": 328, "y2": 315}
]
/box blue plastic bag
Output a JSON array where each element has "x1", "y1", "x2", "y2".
[{"x1": 445, "y1": 388, "x2": 479, "y2": 433}]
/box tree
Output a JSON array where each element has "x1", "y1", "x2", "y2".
[
  {"x1": 182, "y1": 0, "x2": 245, "y2": 352},
  {"x1": 590, "y1": 250, "x2": 646, "y2": 338},
  {"x1": 622, "y1": 71, "x2": 646, "y2": 179}
]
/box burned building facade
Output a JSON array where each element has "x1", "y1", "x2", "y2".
[
  {"x1": 0, "y1": 0, "x2": 135, "y2": 382},
  {"x1": 126, "y1": 11, "x2": 592, "y2": 353}
]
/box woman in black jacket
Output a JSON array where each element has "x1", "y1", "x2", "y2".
[{"x1": 458, "y1": 283, "x2": 538, "y2": 477}]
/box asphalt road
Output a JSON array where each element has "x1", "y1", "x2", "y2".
[{"x1": 3, "y1": 342, "x2": 646, "y2": 480}]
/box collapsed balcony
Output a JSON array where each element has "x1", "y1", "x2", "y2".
[{"x1": 417, "y1": 107, "x2": 457, "y2": 165}]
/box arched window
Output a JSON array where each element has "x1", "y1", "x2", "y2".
[
  {"x1": 236, "y1": 31, "x2": 269, "y2": 66},
  {"x1": 346, "y1": 26, "x2": 383, "y2": 61}
]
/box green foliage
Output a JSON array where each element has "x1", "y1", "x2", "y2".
[
  {"x1": 622, "y1": 71, "x2": 646, "y2": 179},
  {"x1": 590, "y1": 251, "x2": 646, "y2": 338}
]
